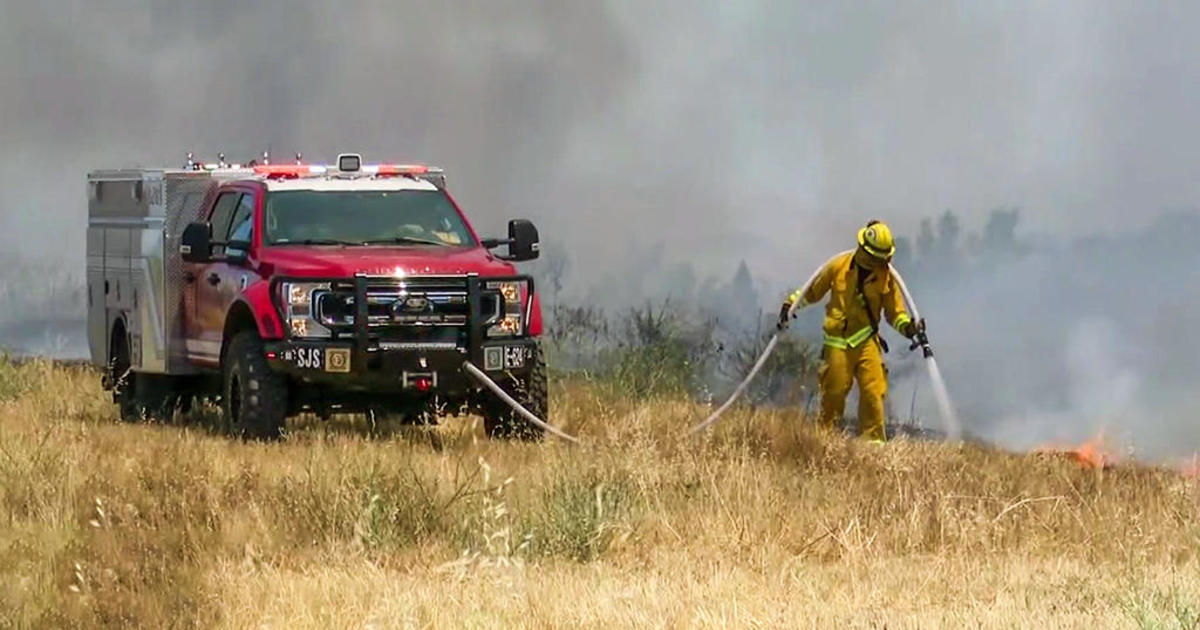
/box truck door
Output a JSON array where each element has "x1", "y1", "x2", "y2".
[{"x1": 184, "y1": 189, "x2": 260, "y2": 367}]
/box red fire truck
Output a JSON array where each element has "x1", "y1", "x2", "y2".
[{"x1": 87, "y1": 153, "x2": 546, "y2": 439}]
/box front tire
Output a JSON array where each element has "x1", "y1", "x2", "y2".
[
  {"x1": 482, "y1": 345, "x2": 548, "y2": 441},
  {"x1": 222, "y1": 331, "x2": 288, "y2": 440}
]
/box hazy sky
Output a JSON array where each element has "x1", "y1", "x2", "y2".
[{"x1": 2, "y1": 1, "x2": 1198, "y2": 279}]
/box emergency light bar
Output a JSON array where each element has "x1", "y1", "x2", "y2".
[{"x1": 182, "y1": 151, "x2": 442, "y2": 183}]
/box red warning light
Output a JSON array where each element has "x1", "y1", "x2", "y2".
[
  {"x1": 373, "y1": 164, "x2": 429, "y2": 176},
  {"x1": 253, "y1": 164, "x2": 328, "y2": 179}
]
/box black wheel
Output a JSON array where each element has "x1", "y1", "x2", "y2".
[
  {"x1": 401, "y1": 403, "x2": 438, "y2": 426},
  {"x1": 109, "y1": 327, "x2": 184, "y2": 423},
  {"x1": 482, "y1": 345, "x2": 548, "y2": 441},
  {"x1": 222, "y1": 331, "x2": 288, "y2": 440},
  {"x1": 176, "y1": 393, "x2": 195, "y2": 417},
  {"x1": 109, "y1": 328, "x2": 141, "y2": 422},
  {"x1": 134, "y1": 374, "x2": 177, "y2": 422}
]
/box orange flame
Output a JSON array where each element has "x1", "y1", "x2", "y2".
[
  {"x1": 1036, "y1": 438, "x2": 1200, "y2": 476},
  {"x1": 1036, "y1": 430, "x2": 1115, "y2": 470},
  {"x1": 1062, "y1": 439, "x2": 1109, "y2": 469}
]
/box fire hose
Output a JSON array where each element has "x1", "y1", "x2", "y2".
[
  {"x1": 462, "y1": 360, "x2": 581, "y2": 444},
  {"x1": 462, "y1": 257, "x2": 958, "y2": 443},
  {"x1": 687, "y1": 253, "x2": 844, "y2": 435},
  {"x1": 689, "y1": 259, "x2": 959, "y2": 438}
]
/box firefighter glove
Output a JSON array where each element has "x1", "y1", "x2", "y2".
[
  {"x1": 900, "y1": 317, "x2": 925, "y2": 340},
  {"x1": 777, "y1": 301, "x2": 794, "y2": 331},
  {"x1": 905, "y1": 318, "x2": 930, "y2": 352}
]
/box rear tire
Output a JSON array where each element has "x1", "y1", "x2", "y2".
[
  {"x1": 109, "y1": 327, "x2": 185, "y2": 422},
  {"x1": 482, "y1": 345, "x2": 548, "y2": 441},
  {"x1": 133, "y1": 374, "x2": 176, "y2": 422},
  {"x1": 109, "y1": 329, "x2": 141, "y2": 422},
  {"x1": 222, "y1": 331, "x2": 288, "y2": 440}
]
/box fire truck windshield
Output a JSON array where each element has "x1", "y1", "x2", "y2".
[{"x1": 264, "y1": 190, "x2": 475, "y2": 247}]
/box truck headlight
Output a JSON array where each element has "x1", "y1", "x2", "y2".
[
  {"x1": 486, "y1": 280, "x2": 528, "y2": 338},
  {"x1": 279, "y1": 281, "x2": 331, "y2": 338},
  {"x1": 286, "y1": 283, "x2": 313, "y2": 307}
]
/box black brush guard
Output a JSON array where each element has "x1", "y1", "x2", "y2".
[
  {"x1": 265, "y1": 272, "x2": 538, "y2": 397},
  {"x1": 348, "y1": 273, "x2": 534, "y2": 368}
]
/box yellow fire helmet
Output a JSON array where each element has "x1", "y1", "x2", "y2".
[{"x1": 856, "y1": 220, "x2": 896, "y2": 260}]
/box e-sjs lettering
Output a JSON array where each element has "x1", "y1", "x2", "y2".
[{"x1": 294, "y1": 347, "x2": 322, "y2": 370}]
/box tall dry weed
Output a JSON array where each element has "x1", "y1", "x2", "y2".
[{"x1": 1, "y1": 358, "x2": 1199, "y2": 628}]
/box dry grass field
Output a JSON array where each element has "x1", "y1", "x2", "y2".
[{"x1": 2, "y1": 357, "x2": 1199, "y2": 628}]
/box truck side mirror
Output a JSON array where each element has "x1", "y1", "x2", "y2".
[
  {"x1": 505, "y1": 219, "x2": 540, "y2": 262},
  {"x1": 180, "y1": 222, "x2": 212, "y2": 263}
]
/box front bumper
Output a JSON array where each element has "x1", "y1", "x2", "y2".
[{"x1": 265, "y1": 338, "x2": 539, "y2": 392}]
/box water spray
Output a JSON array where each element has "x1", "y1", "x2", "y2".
[
  {"x1": 888, "y1": 266, "x2": 961, "y2": 440},
  {"x1": 689, "y1": 256, "x2": 961, "y2": 439}
]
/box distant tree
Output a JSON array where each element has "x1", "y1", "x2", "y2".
[
  {"x1": 719, "y1": 260, "x2": 760, "y2": 329},
  {"x1": 729, "y1": 260, "x2": 757, "y2": 303},
  {"x1": 917, "y1": 218, "x2": 936, "y2": 263},
  {"x1": 913, "y1": 210, "x2": 964, "y2": 276},
  {"x1": 935, "y1": 210, "x2": 961, "y2": 262},
  {"x1": 978, "y1": 207, "x2": 1026, "y2": 263}
]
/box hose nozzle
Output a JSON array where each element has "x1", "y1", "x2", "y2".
[{"x1": 909, "y1": 329, "x2": 932, "y2": 357}]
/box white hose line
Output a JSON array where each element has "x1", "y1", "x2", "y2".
[
  {"x1": 463, "y1": 361, "x2": 581, "y2": 444},
  {"x1": 688, "y1": 334, "x2": 780, "y2": 435},
  {"x1": 887, "y1": 265, "x2": 921, "y2": 322},
  {"x1": 688, "y1": 253, "x2": 851, "y2": 435}
]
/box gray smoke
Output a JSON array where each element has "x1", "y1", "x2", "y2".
[
  {"x1": 896, "y1": 210, "x2": 1200, "y2": 461},
  {"x1": 2, "y1": 2, "x2": 1199, "y2": 457}
]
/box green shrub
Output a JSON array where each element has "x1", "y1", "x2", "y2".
[
  {"x1": 524, "y1": 469, "x2": 637, "y2": 561},
  {"x1": 720, "y1": 321, "x2": 819, "y2": 407},
  {"x1": 0, "y1": 355, "x2": 36, "y2": 402}
]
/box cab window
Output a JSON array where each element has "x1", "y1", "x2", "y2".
[
  {"x1": 264, "y1": 190, "x2": 473, "y2": 247},
  {"x1": 225, "y1": 193, "x2": 255, "y2": 257},
  {"x1": 209, "y1": 192, "x2": 241, "y2": 242}
]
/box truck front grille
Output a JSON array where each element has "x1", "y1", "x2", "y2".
[{"x1": 315, "y1": 276, "x2": 499, "y2": 348}]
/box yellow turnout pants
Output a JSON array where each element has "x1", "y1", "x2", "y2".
[{"x1": 817, "y1": 339, "x2": 888, "y2": 441}]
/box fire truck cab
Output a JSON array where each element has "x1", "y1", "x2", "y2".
[{"x1": 86, "y1": 153, "x2": 547, "y2": 439}]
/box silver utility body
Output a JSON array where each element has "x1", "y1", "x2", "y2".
[{"x1": 86, "y1": 168, "x2": 241, "y2": 374}]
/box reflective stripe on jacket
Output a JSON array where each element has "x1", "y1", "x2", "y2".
[{"x1": 790, "y1": 251, "x2": 911, "y2": 349}]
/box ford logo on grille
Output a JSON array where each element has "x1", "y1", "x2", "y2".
[{"x1": 393, "y1": 296, "x2": 431, "y2": 315}]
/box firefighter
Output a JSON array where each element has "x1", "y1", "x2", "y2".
[{"x1": 777, "y1": 220, "x2": 925, "y2": 441}]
